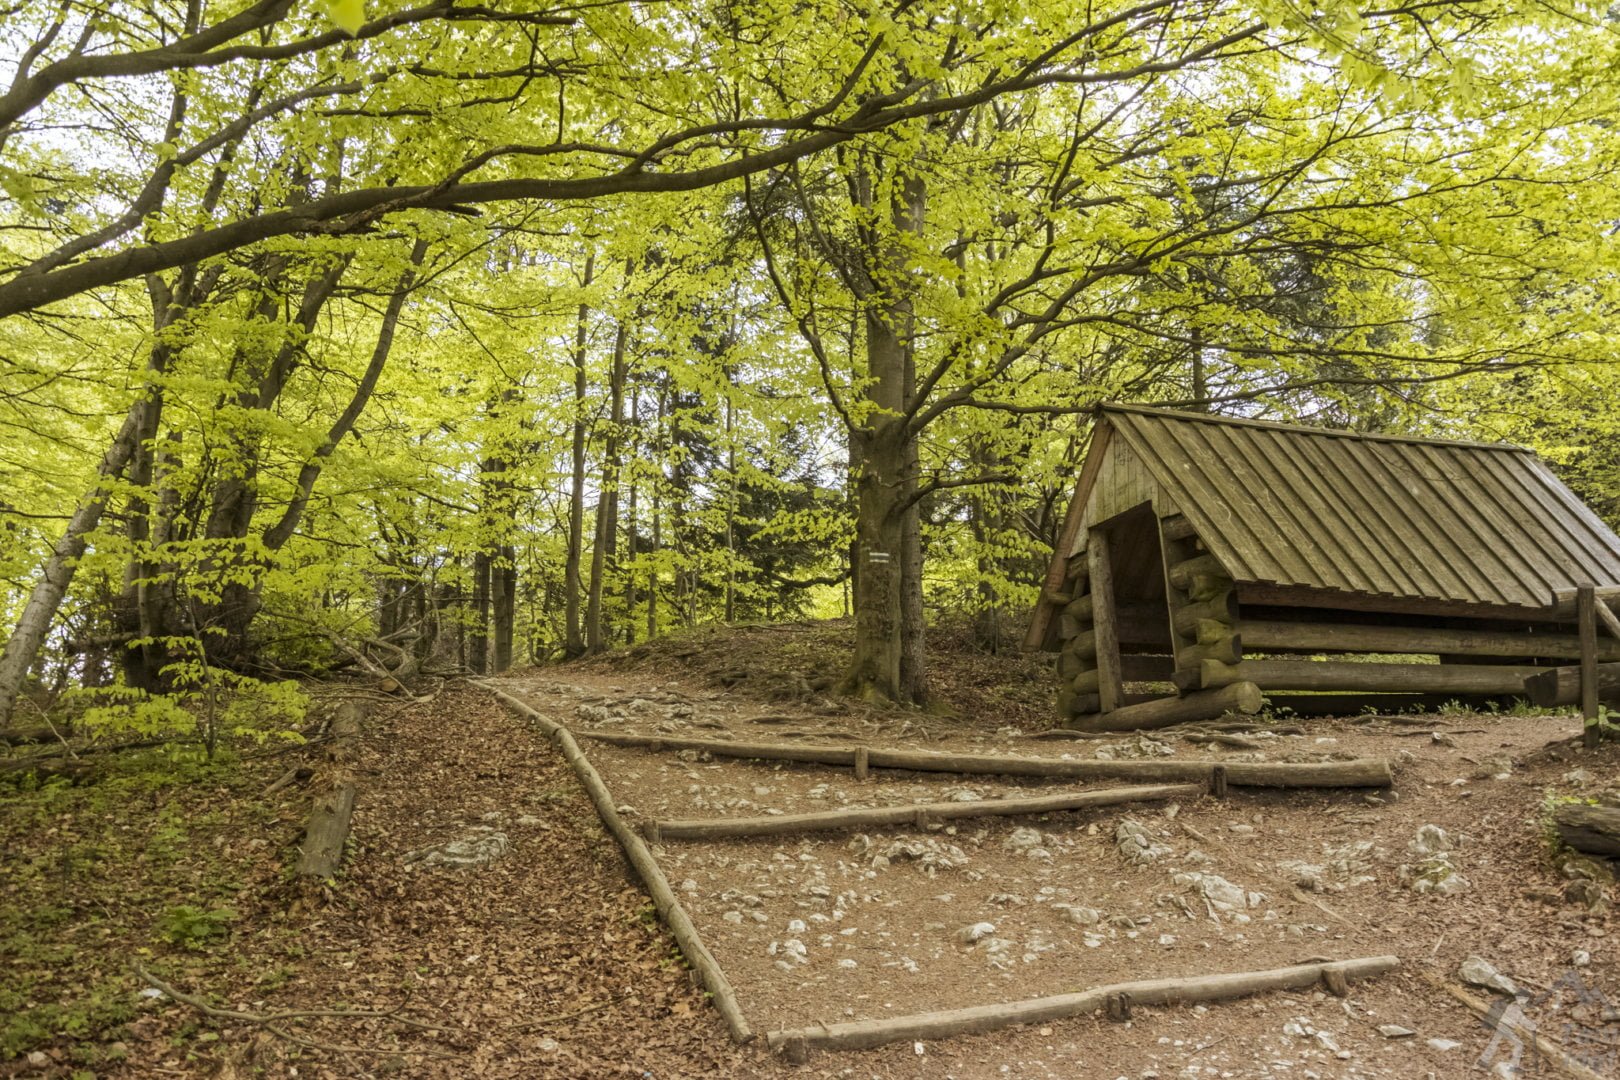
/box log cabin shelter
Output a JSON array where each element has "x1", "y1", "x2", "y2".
[{"x1": 1024, "y1": 403, "x2": 1620, "y2": 728}]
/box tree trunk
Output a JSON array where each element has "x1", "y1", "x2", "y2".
[
  {"x1": 564, "y1": 253, "x2": 595, "y2": 658},
  {"x1": 492, "y1": 546, "x2": 515, "y2": 673},
  {"x1": 0, "y1": 340, "x2": 175, "y2": 726},
  {"x1": 587, "y1": 319, "x2": 627, "y2": 652},
  {"x1": 841, "y1": 168, "x2": 926, "y2": 704},
  {"x1": 469, "y1": 552, "x2": 490, "y2": 674}
]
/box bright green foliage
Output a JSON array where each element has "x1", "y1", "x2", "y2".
[{"x1": 0, "y1": 0, "x2": 1617, "y2": 714}]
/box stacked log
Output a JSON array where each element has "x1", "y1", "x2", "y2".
[
  {"x1": 1161, "y1": 517, "x2": 1242, "y2": 686},
  {"x1": 1053, "y1": 560, "x2": 1101, "y2": 718}
]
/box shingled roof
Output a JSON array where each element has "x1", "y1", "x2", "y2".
[{"x1": 1084, "y1": 404, "x2": 1620, "y2": 610}]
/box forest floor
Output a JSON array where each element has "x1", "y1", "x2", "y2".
[{"x1": 1, "y1": 618, "x2": 1618, "y2": 1079}]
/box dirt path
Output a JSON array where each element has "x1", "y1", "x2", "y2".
[
  {"x1": 19, "y1": 665, "x2": 1616, "y2": 1079},
  {"x1": 486, "y1": 669, "x2": 1620, "y2": 1079}
]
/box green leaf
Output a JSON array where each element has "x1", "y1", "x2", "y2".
[{"x1": 321, "y1": 0, "x2": 365, "y2": 36}]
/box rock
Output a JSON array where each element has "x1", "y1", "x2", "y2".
[
  {"x1": 1005, "y1": 827, "x2": 1044, "y2": 852},
  {"x1": 1173, "y1": 871, "x2": 1261, "y2": 916},
  {"x1": 1574, "y1": 949, "x2": 1592, "y2": 968},
  {"x1": 1409, "y1": 824, "x2": 1453, "y2": 857},
  {"x1": 787, "y1": 918, "x2": 807, "y2": 933},
  {"x1": 1427, "y1": 1038, "x2": 1462, "y2": 1052},
  {"x1": 1116, "y1": 818, "x2": 1173, "y2": 865},
  {"x1": 876, "y1": 838, "x2": 967, "y2": 875},
  {"x1": 1472, "y1": 756, "x2": 1514, "y2": 780},
  {"x1": 1458, "y1": 956, "x2": 1518, "y2": 997},
  {"x1": 956, "y1": 922, "x2": 997, "y2": 944},
  {"x1": 406, "y1": 829, "x2": 510, "y2": 869},
  {"x1": 1377, "y1": 1024, "x2": 1416, "y2": 1038},
  {"x1": 1565, "y1": 768, "x2": 1595, "y2": 785},
  {"x1": 1057, "y1": 905, "x2": 1102, "y2": 926},
  {"x1": 1406, "y1": 860, "x2": 1470, "y2": 896}
]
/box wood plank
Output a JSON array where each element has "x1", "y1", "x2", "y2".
[
  {"x1": 1240, "y1": 618, "x2": 1620, "y2": 661},
  {"x1": 1025, "y1": 424, "x2": 1113, "y2": 650},
  {"x1": 1088, "y1": 526, "x2": 1124, "y2": 712},
  {"x1": 1190, "y1": 658, "x2": 1545, "y2": 695},
  {"x1": 653, "y1": 783, "x2": 1203, "y2": 840}
]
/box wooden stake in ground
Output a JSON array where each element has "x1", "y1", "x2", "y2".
[
  {"x1": 767, "y1": 955, "x2": 1400, "y2": 1060},
  {"x1": 476, "y1": 681, "x2": 753, "y2": 1044}
]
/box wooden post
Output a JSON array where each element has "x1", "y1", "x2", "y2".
[
  {"x1": 1087, "y1": 527, "x2": 1123, "y2": 713},
  {"x1": 1580, "y1": 583, "x2": 1600, "y2": 747}
]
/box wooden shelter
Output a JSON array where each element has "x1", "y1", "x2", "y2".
[{"x1": 1025, "y1": 404, "x2": 1620, "y2": 729}]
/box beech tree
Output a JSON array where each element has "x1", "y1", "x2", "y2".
[{"x1": 0, "y1": 0, "x2": 1618, "y2": 727}]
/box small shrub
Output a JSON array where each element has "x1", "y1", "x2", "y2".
[{"x1": 154, "y1": 904, "x2": 235, "y2": 950}]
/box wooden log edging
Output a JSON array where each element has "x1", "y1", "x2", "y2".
[
  {"x1": 766, "y1": 955, "x2": 1400, "y2": 1059},
  {"x1": 475, "y1": 682, "x2": 753, "y2": 1044},
  {"x1": 577, "y1": 730, "x2": 1394, "y2": 788},
  {"x1": 653, "y1": 782, "x2": 1205, "y2": 841}
]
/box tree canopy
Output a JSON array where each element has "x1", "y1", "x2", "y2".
[{"x1": 1, "y1": 0, "x2": 1618, "y2": 724}]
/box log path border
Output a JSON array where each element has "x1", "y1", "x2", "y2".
[{"x1": 475, "y1": 679, "x2": 1403, "y2": 1060}]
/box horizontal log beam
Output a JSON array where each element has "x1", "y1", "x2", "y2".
[
  {"x1": 1524, "y1": 663, "x2": 1620, "y2": 708},
  {"x1": 1171, "y1": 592, "x2": 1238, "y2": 637},
  {"x1": 1177, "y1": 635, "x2": 1242, "y2": 667},
  {"x1": 1187, "y1": 658, "x2": 1545, "y2": 695},
  {"x1": 1168, "y1": 554, "x2": 1226, "y2": 591},
  {"x1": 1160, "y1": 514, "x2": 1198, "y2": 542},
  {"x1": 1064, "y1": 682, "x2": 1264, "y2": 733},
  {"x1": 767, "y1": 956, "x2": 1400, "y2": 1058},
  {"x1": 652, "y1": 783, "x2": 1205, "y2": 840},
  {"x1": 1548, "y1": 586, "x2": 1620, "y2": 621},
  {"x1": 1241, "y1": 619, "x2": 1620, "y2": 662},
  {"x1": 577, "y1": 730, "x2": 1392, "y2": 788}
]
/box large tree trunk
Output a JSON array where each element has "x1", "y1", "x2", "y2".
[{"x1": 841, "y1": 168, "x2": 926, "y2": 705}]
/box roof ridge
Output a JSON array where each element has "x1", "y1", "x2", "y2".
[{"x1": 1098, "y1": 402, "x2": 1531, "y2": 453}]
